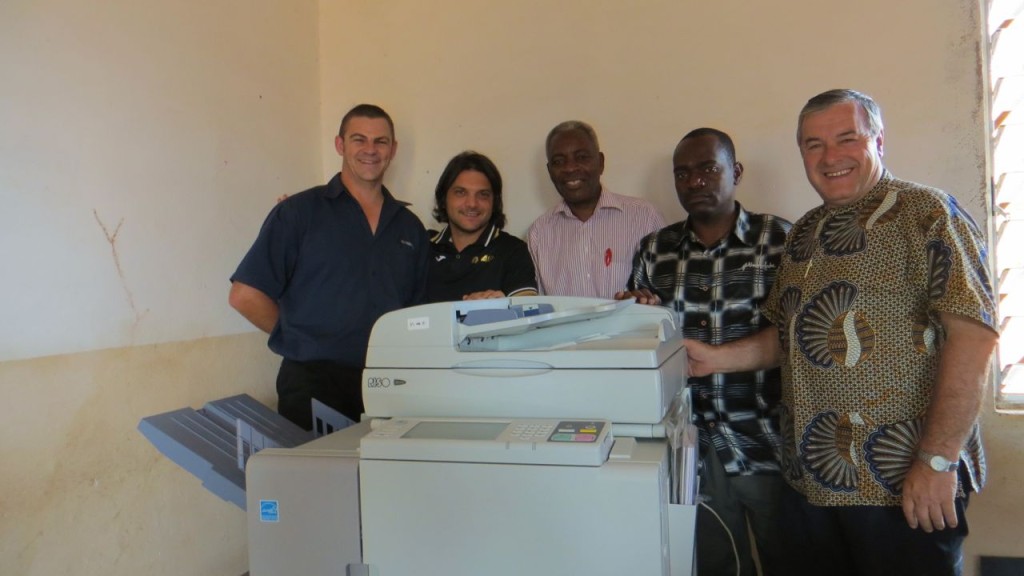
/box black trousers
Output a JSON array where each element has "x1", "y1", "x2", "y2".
[
  {"x1": 778, "y1": 480, "x2": 969, "y2": 576},
  {"x1": 275, "y1": 358, "x2": 364, "y2": 430}
]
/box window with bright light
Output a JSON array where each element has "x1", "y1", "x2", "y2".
[{"x1": 989, "y1": 0, "x2": 1024, "y2": 407}]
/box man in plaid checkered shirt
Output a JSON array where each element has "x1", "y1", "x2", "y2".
[{"x1": 616, "y1": 128, "x2": 792, "y2": 576}]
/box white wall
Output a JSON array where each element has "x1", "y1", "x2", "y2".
[
  {"x1": 0, "y1": 0, "x2": 321, "y2": 362},
  {"x1": 0, "y1": 1, "x2": 319, "y2": 575},
  {"x1": 319, "y1": 0, "x2": 989, "y2": 235}
]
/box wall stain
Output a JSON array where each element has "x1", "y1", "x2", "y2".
[
  {"x1": 93, "y1": 209, "x2": 149, "y2": 328},
  {"x1": 2, "y1": 334, "x2": 278, "y2": 574}
]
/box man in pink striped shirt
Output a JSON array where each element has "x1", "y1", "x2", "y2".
[{"x1": 528, "y1": 120, "x2": 665, "y2": 299}]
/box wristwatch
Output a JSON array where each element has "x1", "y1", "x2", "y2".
[{"x1": 916, "y1": 450, "x2": 959, "y2": 473}]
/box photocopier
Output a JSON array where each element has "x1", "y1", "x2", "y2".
[{"x1": 141, "y1": 296, "x2": 698, "y2": 576}]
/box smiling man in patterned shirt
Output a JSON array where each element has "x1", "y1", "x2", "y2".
[
  {"x1": 617, "y1": 128, "x2": 792, "y2": 576},
  {"x1": 684, "y1": 90, "x2": 999, "y2": 576}
]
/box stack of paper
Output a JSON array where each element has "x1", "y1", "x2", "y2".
[{"x1": 665, "y1": 388, "x2": 700, "y2": 505}]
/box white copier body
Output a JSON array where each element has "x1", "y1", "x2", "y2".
[{"x1": 246, "y1": 297, "x2": 695, "y2": 576}]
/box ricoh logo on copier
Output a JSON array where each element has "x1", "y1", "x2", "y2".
[{"x1": 366, "y1": 377, "x2": 407, "y2": 388}]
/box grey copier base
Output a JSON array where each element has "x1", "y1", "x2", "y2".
[{"x1": 246, "y1": 421, "x2": 695, "y2": 576}]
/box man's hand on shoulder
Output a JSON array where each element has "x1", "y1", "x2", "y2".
[{"x1": 613, "y1": 288, "x2": 661, "y2": 305}]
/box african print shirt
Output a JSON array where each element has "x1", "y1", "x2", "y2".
[
  {"x1": 763, "y1": 171, "x2": 998, "y2": 507},
  {"x1": 630, "y1": 203, "x2": 791, "y2": 476}
]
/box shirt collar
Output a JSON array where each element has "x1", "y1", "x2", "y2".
[
  {"x1": 732, "y1": 203, "x2": 756, "y2": 246},
  {"x1": 326, "y1": 172, "x2": 410, "y2": 208},
  {"x1": 431, "y1": 222, "x2": 500, "y2": 248},
  {"x1": 680, "y1": 201, "x2": 755, "y2": 247},
  {"x1": 822, "y1": 169, "x2": 893, "y2": 216},
  {"x1": 553, "y1": 185, "x2": 620, "y2": 218}
]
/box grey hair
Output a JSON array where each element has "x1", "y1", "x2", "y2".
[
  {"x1": 797, "y1": 89, "x2": 884, "y2": 143},
  {"x1": 545, "y1": 120, "x2": 600, "y2": 157}
]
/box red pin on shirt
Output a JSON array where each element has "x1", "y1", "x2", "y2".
[{"x1": 604, "y1": 248, "x2": 612, "y2": 267}]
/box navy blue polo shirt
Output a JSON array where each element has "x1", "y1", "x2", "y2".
[
  {"x1": 425, "y1": 223, "x2": 537, "y2": 303},
  {"x1": 231, "y1": 173, "x2": 429, "y2": 365}
]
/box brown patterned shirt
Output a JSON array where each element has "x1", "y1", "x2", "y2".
[{"x1": 762, "y1": 171, "x2": 998, "y2": 507}]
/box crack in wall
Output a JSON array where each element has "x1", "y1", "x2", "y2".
[{"x1": 93, "y1": 209, "x2": 148, "y2": 328}]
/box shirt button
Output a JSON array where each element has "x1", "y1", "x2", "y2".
[
  {"x1": 701, "y1": 392, "x2": 710, "y2": 399},
  {"x1": 701, "y1": 285, "x2": 709, "y2": 291},
  {"x1": 700, "y1": 320, "x2": 707, "y2": 327},
  {"x1": 708, "y1": 422, "x2": 716, "y2": 429}
]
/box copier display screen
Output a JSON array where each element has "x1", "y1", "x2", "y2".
[{"x1": 403, "y1": 421, "x2": 508, "y2": 441}]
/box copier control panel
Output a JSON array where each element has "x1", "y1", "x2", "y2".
[{"x1": 360, "y1": 418, "x2": 613, "y2": 466}]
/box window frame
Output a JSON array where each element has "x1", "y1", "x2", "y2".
[{"x1": 987, "y1": 0, "x2": 1024, "y2": 411}]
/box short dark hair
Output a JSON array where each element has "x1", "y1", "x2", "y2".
[
  {"x1": 797, "y1": 89, "x2": 883, "y2": 142},
  {"x1": 680, "y1": 127, "x2": 737, "y2": 164},
  {"x1": 545, "y1": 120, "x2": 600, "y2": 158},
  {"x1": 338, "y1": 103, "x2": 395, "y2": 139},
  {"x1": 432, "y1": 151, "x2": 507, "y2": 229}
]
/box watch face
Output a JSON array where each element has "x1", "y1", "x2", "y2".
[{"x1": 929, "y1": 455, "x2": 956, "y2": 472}]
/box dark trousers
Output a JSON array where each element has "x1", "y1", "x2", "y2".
[
  {"x1": 275, "y1": 358, "x2": 364, "y2": 430},
  {"x1": 778, "y1": 481, "x2": 969, "y2": 576},
  {"x1": 696, "y1": 448, "x2": 788, "y2": 576}
]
